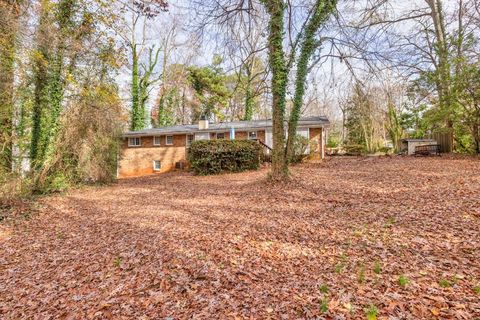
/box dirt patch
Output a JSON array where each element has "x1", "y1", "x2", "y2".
[{"x1": 1, "y1": 156, "x2": 479, "y2": 319}]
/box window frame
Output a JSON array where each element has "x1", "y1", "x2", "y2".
[
  {"x1": 186, "y1": 134, "x2": 195, "y2": 147},
  {"x1": 128, "y1": 137, "x2": 141, "y2": 147},
  {"x1": 195, "y1": 132, "x2": 210, "y2": 141},
  {"x1": 165, "y1": 135, "x2": 174, "y2": 146},
  {"x1": 153, "y1": 160, "x2": 161, "y2": 171},
  {"x1": 153, "y1": 136, "x2": 161, "y2": 146},
  {"x1": 216, "y1": 132, "x2": 226, "y2": 140},
  {"x1": 248, "y1": 131, "x2": 257, "y2": 140}
]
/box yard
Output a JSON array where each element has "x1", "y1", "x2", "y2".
[{"x1": 1, "y1": 156, "x2": 479, "y2": 319}]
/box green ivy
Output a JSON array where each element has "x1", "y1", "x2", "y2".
[{"x1": 286, "y1": 0, "x2": 337, "y2": 161}]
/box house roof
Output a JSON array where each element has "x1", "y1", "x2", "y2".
[{"x1": 123, "y1": 116, "x2": 330, "y2": 137}]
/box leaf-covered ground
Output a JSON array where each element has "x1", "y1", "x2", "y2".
[{"x1": 1, "y1": 156, "x2": 479, "y2": 319}]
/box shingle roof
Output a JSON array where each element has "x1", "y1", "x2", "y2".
[{"x1": 123, "y1": 116, "x2": 329, "y2": 137}]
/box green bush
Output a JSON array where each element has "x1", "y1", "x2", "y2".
[
  {"x1": 188, "y1": 140, "x2": 262, "y2": 175},
  {"x1": 290, "y1": 135, "x2": 310, "y2": 163},
  {"x1": 42, "y1": 172, "x2": 72, "y2": 193},
  {"x1": 327, "y1": 133, "x2": 341, "y2": 148}
]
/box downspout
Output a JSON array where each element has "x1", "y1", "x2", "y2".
[{"x1": 322, "y1": 127, "x2": 326, "y2": 159}]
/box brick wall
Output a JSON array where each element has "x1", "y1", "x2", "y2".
[
  {"x1": 118, "y1": 135, "x2": 187, "y2": 178},
  {"x1": 119, "y1": 129, "x2": 271, "y2": 178},
  {"x1": 309, "y1": 127, "x2": 323, "y2": 158}
]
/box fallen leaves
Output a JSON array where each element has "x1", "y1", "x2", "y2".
[{"x1": 0, "y1": 156, "x2": 479, "y2": 319}]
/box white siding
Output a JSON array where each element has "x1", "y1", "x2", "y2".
[{"x1": 297, "y1": 127, "x2": 310, "y2": 154}]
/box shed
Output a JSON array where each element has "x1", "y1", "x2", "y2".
[{"x1": 401, "y1": 139, "x2": 437, "y2": 155}]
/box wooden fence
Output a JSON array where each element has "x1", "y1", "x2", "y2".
[{"x1": 427, "y1": 131, "x2": 454, "y2": 153}]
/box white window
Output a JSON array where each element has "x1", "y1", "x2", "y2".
[
  {"x1": 186, "y1": 134, "x2": 195, "y2": 147},
  {"x1": 248, "y1": 131, "x2": 257, "y2": 140},
  {"x1": 153, "y1": 136, "x2": 161, "y2": 146},
  {"x1": 128, "y1": 137, "x2": 141, "y2": 147},
  {"x1": 216, "y1": 132, "x2": 225, "y2": 139},
  {"x1": 153, "y1": 160, "x2": 161, "y2": 171},
  {"x1": 166, "y1": 135, "x2": 173, "y2": 145}
]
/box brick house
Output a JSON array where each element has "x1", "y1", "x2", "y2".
[{"x1": 118, "y1": 116, "x2": 329, "y2": 178}]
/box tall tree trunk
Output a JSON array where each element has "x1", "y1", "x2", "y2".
[
  {"x1": 39, "y1": 50, "x2": 65, "y2": 164},
  {"x1": 262, "y1": 0, "x2": 289, "y2": 180},
  {"x1": 156, "y1": 44, "x2": 169, "y2": 127},
  {"x1": 0, "y1": 1, "x2": 21, "y2": 172},
  {"x1": 30, "y1": 1, "x2": 51, "y2": 168},
  {"x1": 130, "y1": 43, "x2": 143, "y2": 130},
  {"x1": 30, "y1": 0, "x2": 75, "y2": 171},
  {"x1": 473, "y1": 122, "x2": 480, "y2": 154},
  {"x1": 244, "y1": 78, "x2": 254, "y2": 121},
  {"x1": 32, "y1": 0, "x2": 74, "y2": 170},
  {"x1": 426, "y1": 0, "x2": 452, "y2": 128},
  {"x1": 285, "y1": 0, "x2": 336, "y2": 162},
  {"x1": 243, "y1": 65, "x2": 254, "y2": 121}
]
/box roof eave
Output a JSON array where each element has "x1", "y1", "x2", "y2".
[{"x1": 122, "y1": 119, "x2": 330, "y2": 137}]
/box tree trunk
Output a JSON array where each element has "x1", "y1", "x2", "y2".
[
  {"x1": 32, "y1": 0, "x2": 74, "y2": 170},
  {"x1": 130, "y1": 43, "x2": 143, "y2": 130},
  {"x1": 262, "y1": 0, "x2": 289, "y2": 180},
  {"x1": 39, "y1": 51, "x2": 65, "y2": 164},
  {"x1": 473, "y1": 123, "x2": 480, "y2": 154},
  {"x1": 0, "y1": 2, "x2": 18, "y2": 172},
  {"x1": 426, "y1": 0, "x2": 452, "y2": 128},
  {"x1": 30, "y1": 1, "x2": 51, "y2": 169},
  {"x1": 285, "y1": 0, "x2": 336, "y2": 162},
  {"x1": 243, "y1": 72, "x2": 254, "y2": 121}
]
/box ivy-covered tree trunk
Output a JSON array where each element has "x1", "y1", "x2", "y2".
[
  {"x1": 30, "y1": 0, "x2": 75, "y2": 170},
  {"x1": 30, "y1": 60, "x2": 47, "y2": 169},
  {"x1": 262, "y1": 0, "x2": 289, "y2": 181},
  {"x1": 243, "y1": 69, "x2": 254, "y2": 121},
  {"x1": 157, "y1": 88, "x2": 177, "y2": 127},
  {"x1": 139, "y1": 46, "x2": 160, "y2": 127},
  {"x1": 130, "y1": 43, "x2": 143, "y2": 131},
  {"x1": 30, "y1": 1, "x2": 52, "y2": 168},
  {"x1": 0, "y1": 1, "x2": 20, "y2": 172},
  {"x1": 285, "y1": 0, "x2": 336, "y2": 162},
  {"x1": 38, "y1": 51, "x2": 65, "y2": 164}
]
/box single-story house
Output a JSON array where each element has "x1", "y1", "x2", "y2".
[{"x1": 118, "y1": 116, "x2": 329, "y2": 178}]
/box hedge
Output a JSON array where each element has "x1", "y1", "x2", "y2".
[{"x1": 188, "y1": 140, "x2": 262, "y2": 175}]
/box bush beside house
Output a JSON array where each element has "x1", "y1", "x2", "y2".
[{"x1": 188, "y1": 140, "x2": 262, "y2": 175}]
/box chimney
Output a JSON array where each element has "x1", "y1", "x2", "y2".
[{"x1": 198, "y1": 115, "x2": 209, "y2": 130}]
